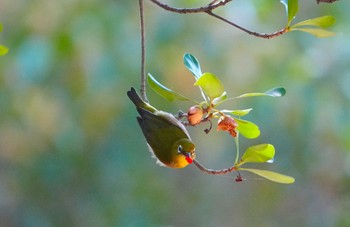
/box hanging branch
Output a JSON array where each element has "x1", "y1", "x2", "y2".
[
  {"x1": 139, "y1": 0, "x2": 148, "y2": 102},
  {"x1": 149, "y1": 0, "x2": 288, "y2": 39}
]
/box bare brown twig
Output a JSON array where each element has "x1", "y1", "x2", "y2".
[
  {"x1": 149, "y1": 0, "x2": 232, "y2": 14},
  {"x1": 149, "y1": 0, "x2": 288, "y2": 39},
  {"x1": 139, "y1": 0, "x2": 148, "y2": 102},
  {"x1": 317, "y1": 0, "x2": 338, "y2": 3},
  {"x1": 206, "y1": 11, "x2": 288, "y2": 39},
  {"x1": 193, "y1": 159, "x2": 237, "y2": 175}
]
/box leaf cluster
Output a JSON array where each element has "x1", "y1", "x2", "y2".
[
  {"x1": 281, "y1": 0, "x2": 336, "y2": 37},
  {"x1": 148, "y1": 53, "x2": 294, "y2": 184}
]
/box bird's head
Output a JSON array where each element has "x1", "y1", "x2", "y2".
[{"x1": 170, "y1": 138, "x2": 196, "y2": 168}]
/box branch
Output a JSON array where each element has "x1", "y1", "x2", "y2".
[
  {"x1": 149, "y1": 0, "x2": 233, "y2": 14},
  {"x1": 207, "y1": 11, "x2": 288, "y2": 39},
  {"x1": 193, "y1": 159, "x2": 236, "y2": 175},
  {"x1": 149, "y1": 0, "x2": 288, "y2": 39},
  {"x1": 317, "y1": 0, "x2": 338, "y2": 3},
  {"x1": 139, "y1": 0, "x2": 148, "y2": 102}
]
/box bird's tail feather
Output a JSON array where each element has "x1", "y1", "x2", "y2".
[
  {"x1": 127, "y1": 87, "x2": 157, "y2": 112},
  {"x1": 127, "y1": 87, "x2": 144, "y2": 107}
]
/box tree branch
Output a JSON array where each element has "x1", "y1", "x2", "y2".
[
  {"x1": 149, "y1": 0, "x2": 288, "y2": 39},
  {"x1": 193, "y1": 159, "x2": 237, "y2": 175},
  {"x1": 139, "y1": 0, "x2": 148, "y2": 102},
  {"x1": 149, "y1": 0, "x2": 233, "y2": 14},
  {"x1": 207, "y1": 11, "x2": 288, "y2": 39}
]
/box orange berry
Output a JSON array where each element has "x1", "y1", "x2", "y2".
[
  {"x1": 217, "y1": 115, "x2": 238, "y2": 137},
  {"x1": 187, "y1": 105, "x2": 204, "y2": 126}
]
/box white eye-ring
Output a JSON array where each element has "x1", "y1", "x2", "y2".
[{"x1": 178, "y1": 145, "x2": 183, "y2": 154}]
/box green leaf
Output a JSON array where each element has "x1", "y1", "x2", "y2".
[
  {"x1": 236, "y1": 87, "x2": 286, "y2": 99},
  {"x1": 239, "y1": 144, "x2": 275, "y2": 165},
  {"x1": 288, "y1": 0, "x2": 299, "y2": 24},
  {"x1": 281, "y1": 0, "x2": 299, "y2": 25},
  {"x1": 292, "y1": 16, "x2": 336, "y2": 28},
  {"x1": 239, "y1": 168, "x2": 295, "y2": 184},
  {"x1": 0, "y1": 45, "x2": 8, "y2": 56},
  {"x1": 290, "y1": 27, "x2": 335, "y2": 38},
  {"x1": 220, "y1": 108, "x2": 253, "y2": 117},
  {"x1": 265, "y1": 87, "x2": 286, "y2": 97},
  {"x1": 147, "y1": 74, "x2": 192, "y2": 102},
  {"x1": 290, "y1": 16, "x2": 336, "y2": 38},
  {"x1": 212, "y1": 92, "x2": 227, "y2": 106},
  {"x1": 0, "y1": 24, "x2": 7, "y2": 56},
  {"x1": 194, "y1": 72, "x2": 225, "y2": 99},
  {"x1": 184, "y1": 53, "x2": 202, "y2": 80},
  {"x1": 234, "y1": 118, "x2": 260, "y2": 139}
]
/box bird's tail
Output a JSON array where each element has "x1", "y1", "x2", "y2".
[
  {"x1": 127, "y1": 87, "x2": 157, "y2": 112},
  {"x1": 127, "y1": 87, "x2": 144, "y2": 107}
]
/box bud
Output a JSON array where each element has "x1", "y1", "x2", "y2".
[
  {"x1": 187, "y1": 105, "x2": 204, "y2": 126},
  {"x1": 217, "y1": 115, "x2": 238, "y2": 137}
]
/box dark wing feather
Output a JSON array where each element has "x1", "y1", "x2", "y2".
[{"x1": 136, "y1": 107, "x2": 190, "y2": 165}]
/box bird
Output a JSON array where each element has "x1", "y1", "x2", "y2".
[{"x1": 127, "y1": 87, "x2": 196, "y2": 168}]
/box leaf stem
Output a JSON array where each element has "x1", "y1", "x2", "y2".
[
  {"x1": 200, "y1": 88, "x2": 208, "y2": 104},
  {"x1": 234, "y1": 134, "x2": 240, "y2": 164}
]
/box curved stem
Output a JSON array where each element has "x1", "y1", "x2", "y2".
[
  {"x1": 193, "y1": 159, "x2": 236, "y2": 175},
  {"x1": 139, "y1": 0, "x2": 148, "y2": 102}
]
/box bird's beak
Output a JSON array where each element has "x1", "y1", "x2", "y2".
[{"x1": 184, "y1": 152, "x2": 193, "y2": 164}]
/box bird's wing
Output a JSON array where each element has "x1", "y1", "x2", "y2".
[{"x1": 136, "y1": 107, "x2": 190, "y2": 164}]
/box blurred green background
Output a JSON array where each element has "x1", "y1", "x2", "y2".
[{"x1": 0, "y1": 0, "x2": 349, "y2": 226}]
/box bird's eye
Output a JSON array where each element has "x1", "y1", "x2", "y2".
[{"x1": 178, "y1": 145, "x2": 183, "y2": 154}]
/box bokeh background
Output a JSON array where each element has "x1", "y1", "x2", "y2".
[{"x1": 0, "y1": 0, "x2": 349, "y2": 226}]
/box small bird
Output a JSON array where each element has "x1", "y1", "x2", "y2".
[{"x1": 127, "y1": 87, "x2": 196, "y2": 168}]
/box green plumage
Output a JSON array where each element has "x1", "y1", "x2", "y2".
[{"x1": 127, "y1": 87, "x2": 195, "y2": 168}]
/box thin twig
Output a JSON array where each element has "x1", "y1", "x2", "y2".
[
  {"x1": 149, "y1": 0, "x2": 232, "y2": 14},
  {"x1": 207, "y1": 11, "x2": 288, "y2": 39},
  {"x1": 139, "y1": 0, "x2": 148, "y2": 102},
  {"x1": 149, "y1": 0, "x2": 288, "y2": 39},
  {"x1": 193, "y1": 159, "x2": 236, "y2": 175}
]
